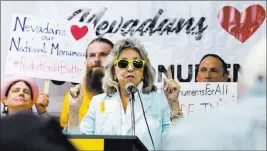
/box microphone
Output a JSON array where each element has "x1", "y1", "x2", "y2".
[
  {"x1": 125, "y1": 83, "x2": 138, "y2": 137},
  {"x1": 125, "y1": 83, "x2": 139, "y2": 93},
  {"x1": 125, "y1": 83, "x2": 155, "y2": 150}
]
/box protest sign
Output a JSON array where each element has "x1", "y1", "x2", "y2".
[
  {"x1": 5, "y1": 14, "x2": 95, "y2": 83},
  {"x1": 178, "y1": 83, "x2": 238, "y2": 116}
]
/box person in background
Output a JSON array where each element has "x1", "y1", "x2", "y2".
[
  {"x1": 1, "y1": 76, "x2": 50, "y2": 118},
  {"x1": 60, "y1": 37, "x2": 114, "y2": 128},
  {"x1": 164, "y1": 38, "x2": 266, "y2": 150},
  {"x1": 64, "y1": 38, "x2": 182, "y2": 150},
  {"x1": 196, "y1": 54, "x2": 229, "y2": 82}
]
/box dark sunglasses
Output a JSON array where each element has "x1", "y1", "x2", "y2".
[{"x1": 114, "y1": 59, "x2": 146, "y2": 69}]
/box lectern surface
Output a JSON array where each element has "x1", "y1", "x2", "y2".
[{"x1": 68, "y1": 135, "x2": 149, "y2": 151}]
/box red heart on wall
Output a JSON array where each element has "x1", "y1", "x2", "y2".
[
  {"x1": 217, "y1": 4, "x2": 266, "y2": 43},
  {"x1": 70, "y1": 25, "x2": 88, "y2": 41}
]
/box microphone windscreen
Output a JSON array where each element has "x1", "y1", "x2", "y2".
[{"x1": 125, "y1": 83, "x2": 135, "y2": 93}]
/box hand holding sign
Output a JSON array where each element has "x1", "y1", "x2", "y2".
[
  {"x1": 35, "y1": 92, "x2": 50, "y2": 113},
  {"x1": 35, "y1": 79, "x2": 50, "y2": 114},
  {"x1": 163, "y1": 66, "x2": 181, "y2": 113}
]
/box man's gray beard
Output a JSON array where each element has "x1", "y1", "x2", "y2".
[{"x1": 85, "y1": 69, "x2": 104, "y2": 94}]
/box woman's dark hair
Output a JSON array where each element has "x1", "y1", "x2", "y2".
[{"x1": 2, "y1": 81, "x2": 33, "y2": 115}]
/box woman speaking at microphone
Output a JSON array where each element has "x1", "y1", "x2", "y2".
[{"x1": 63, "y1": 38, "x2": 182, "y2": 150}]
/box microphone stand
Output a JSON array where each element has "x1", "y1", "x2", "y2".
[{"x1": 129, "y1": 92, "x2": 136, "y2": 136}]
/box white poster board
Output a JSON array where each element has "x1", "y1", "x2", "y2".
[
  {"x1": 5, "y1": 14, "x2": 95, "y2": 83},
  {"x1": 176, "y1": 83, "x2": 238, "y2": 116}
]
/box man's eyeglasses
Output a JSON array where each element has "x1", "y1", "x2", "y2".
[{"x1": 114, "y1": 59, "x2": 145, "y2": 69}]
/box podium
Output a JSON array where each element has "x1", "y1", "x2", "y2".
[{"x1": 68, "y1": 135, "x2": 149, "y2": 151}]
